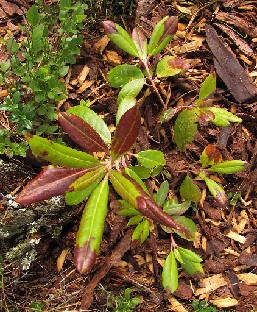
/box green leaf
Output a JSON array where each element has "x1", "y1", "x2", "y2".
[
  {"x1": 180, "y1": 176, "x2": 201, "y2": 202},
  {"x1": 129, "y1": 166, "x2": 151, "y2": 179},
  {"x1": 103, "y1": 21, "x2": 139, "y2": 57},
  {"x1": 132, "y1": 219, "x2": 150, "y2": 244},
  {"x1": 148, "y1": 16, "x2": 178, "y2": 56},
  {"x1": 163, "y1": 199, "x2": 191, "y2": 216},
  {"x1": 205, "y1": 107, "x2": 242, "y2": 127},
  {"x1": 199, "y1": 144, "x2": 222, "y2": 168},
  {"x1": 174, "y1": 109, "x2": 198, "y2": 151},
  {"x1": 29, "y1": 135, "x2": 100, "y2": 168},
  {"x1": 199, "y1": 172, "x2": 227, "y2": 205},
  {"x1": 155, "y1": 181, "x2": 169, "y2": 206},
  {"x1": 163, "y1": 216, "x2": 197, "y2": 241},
  {"x1": 117, "y1": 78, "x2": 145, "y2": 105},
  {"x1": 26, "y1": 5, "x2": 40, "y2": 26},
  {"x1": 117, "y1": 200, "x2": 141, "y2": 216},
  {"x1": 209, "y1": 160, "x2": 247, "y2": 174},
  {"x1": 198, "y1": 73, "x2": 216, "y2": 104},
  {"x1": 179, "y1": 257, "x2": 204, "y2": 279},
  {"x1": 59, "y1": 65, "x2": 69, "y2": 77},
  {"x1": 0, "y1": 61, "x2": 11, "y2": 71},
  {"x1": 128, "y1": 215, "x2": 143, "y2": 226},
  {"x1": 108, "y1": 64, "x2": 144, "y2": 88},
  {"x1": 156, "y1": 56, "x2": 188, "y2": 78},
  {"x1": 162, "y1": 250, "x2": 178, "y2": 293},
  {"x1": 125, "y1": 168, "x2": 149, "y2": 194},
  {"x1": 31, "y1": 24, "x2": 45, "y2": 53},
  {"x1": 132, "y1": 27, "x2": 148, "y2": 60},
  {"x1": 75, "y1": 180, "x2": 109, "y2": 274},
  {"x1": 67, "y1": 105, "x2": 111, "y2": 144},
  {"x1": 177, "y1": 247, "x2": 203, "y2": 263},
  {"x1": 109, "y1": 170, "x2": 141, "y2": 208},
  {"x1": 65, "y1": 185, "x2": 97, "y2": 205},
  {"x1": 137, "y1": 149, "x2": 166, "y2": 169}
]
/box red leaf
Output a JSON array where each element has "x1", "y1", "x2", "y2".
[
  {"x1": 58, "y1": 113, "x2": 108, "y2": 153},
  {"x1": 132, "y1": 27, "x2": 146, "y2": 57},
  {"x1": 74, "y1": 241, "x2": 97, "y2": 274},
  {"x1": 168, "y1": 57, "x2": 190, "y2": 72},
  {"x1": 205, "y1": 144, "x2": 222, "y2": 165},
  {"x1": 111, "y1": 105, "x2": 141, "y2": 160},
  {"x1": 16, "y1": 166, "x2": 93, "y2": 205},
  {"x1": 137, "y1": 196, "x2": 191, "y2": 239},
  {"x1": 159, "y1": 16, "x2": 178, "y2": 44},
  {"x1": 102, "y1": 20, "x2": 117, "y2": 34}
]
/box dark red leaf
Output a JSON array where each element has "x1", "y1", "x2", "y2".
[
  {"x1": 205, "y1": 144, "x2": 222, "y2": 165},
  {"x1": 58, "y1": 112, "x2": 108, "y2": 153},
  {"x1": 74, "y1": 241, "x2": 97, "y2": 274},
  {"x1": 137, "y1": 196, "x2": 191, "y2": 239},
  {"x1": 159, "y1": 16, "x2": 178, "y2": 44},
  {"x1": 15, "y1": 166, "x2": 93, "y2": 205},
  {"x1": 102, "y1": 20, "x2": 118, "y2": 34},
  {"x1": 168, "y1": 57, "x2": 190, "y2": 72},
  {"x1": 111, "y1": 105, "x2": 141, "y2": 160},
  {"x1": 132, "y1": 27, "x2": 146, "y2": 57}
]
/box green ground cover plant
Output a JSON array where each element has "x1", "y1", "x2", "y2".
[{"x1": 0, "y1": 0, "x2": 87, "y2": 157}]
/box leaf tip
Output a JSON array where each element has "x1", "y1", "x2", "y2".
[
  {"x1": 74, "y1": 241, "x2": 97, "y2": 274},
  {"x1": 102, "y1": 20, "x2": 117, "y2": 35}
]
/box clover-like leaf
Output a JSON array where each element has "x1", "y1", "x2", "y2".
[
  {"x1": 15, "y1": 166, "x2": 93, "y2": 205},
  {"x1": 111, "y1": 105, "x2": 141, "y2": 160},
  {"x1": 162, "y1": 250, "x2": 178, "y2": 293},
  {"x1": 74, "y1": 180, "x2": 109, "y2": 274},
  {"x1": 28, "y1": 135, "x2": 99, "y2": 168},
  {"x1": 174, "y1": 109, "x2": 198, "y2": 151},
  {"x1": 59, "y1": 112, "x2": 108, "y2": 153},
  {"x1": 103, "y1": 21, "x2": 139, "y2": 57},
  {"x1": 180, "y1": 176, "x2": 202, "y2": 203},
  {"x1": 108, "y1": 64, "x2": 144, "y2": 88},
  {"x1": 148, "y1": 16, "x2": 178, "y2": 56}
]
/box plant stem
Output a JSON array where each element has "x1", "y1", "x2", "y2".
[{"x1": 142, "y1": 58, "x2": 165, "y2": 107}]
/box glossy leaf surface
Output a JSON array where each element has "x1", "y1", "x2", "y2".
[
  {"x1": 59, "y1": 112, "x2": 108, "y2": 153},
  {"x1": 174, "y1": 109, "x2": 198, "y2": 151},
  {"x1": 67, "y1": 105, "x2": 111, "y2": 144},
  {"x1": 109, "y1": 170, "x2": 141, "y2": 208},
  {"x1": 137, "y1": 149, "x2": 166, "y2": 169},
  {"x1": 16, "y1": 166, "x2": 91, "y2": 205},
  {"x1": 209, "y1": 160, "x2": 246, "y2": 174},
  {"x1": 117, "y1": 78, "x2": 145, "y2": 105},
  {"x1": 108, "y1": 64, "x2": 144, "y2": 88},
  {"x1": 156, "y1": 56, "x2": 189, "y2": 78},
  {"x1": 180, "y1": 176, "x2": 201, "y2": 202},
  {"x1": 103, "y1": 21, "x2": 139, "y2": 57},
  {"x1": 116, "y1": 97, "x2": 136, "y2": 125},
  {"x1": 148, "y1": 16, "x2": 178, "y2": 56},
  {"x1": 111, "y1": 105, "x2": 141, "y2": 160},
  {"x1": 162, "y1": 250, "x2": 178, "y2": 293},
  {"x1": 29, "y1": 135, "x2": 99, "y2": 168},
  {"x1": 74, "y1": 180, "x2": 109, "y2": 274}
]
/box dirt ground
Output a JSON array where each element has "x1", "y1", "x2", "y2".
[{"x1": 1, "y1": 0, "x2": 257, "y2": 311}]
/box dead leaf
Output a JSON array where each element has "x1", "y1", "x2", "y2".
[
  {"x1": 78, "y1": 65, "x2": 90, "y2": 85},
  {"x1": 105, "y1": 50, "x2": 122, "y2": 66},
  {"x1": 93, "y1": 35, "x2": 110, "y2": 54},
  {"x1": 210, "y1": 297, "x2": 238, "y2": 308},
  {"x1": 237, "y1": 273, "x2": 257, "y2": 285},
  {"x1": 168, "y1": 297, "x2": 189, "y2": 312},
  {"x1": 77, "y1": 80, "x2": 95, "y2": 94},
  {"x1": 226, "y1": 231, "x2": 246, "y2": 244},
  {"x1": 195, "y1": 274, "x2": 227, "y2": 296},
  {"x1": 57, "y1": 249, "x2": 69, "y2": 272}
]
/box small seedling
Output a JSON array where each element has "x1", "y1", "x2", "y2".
[
  {"x1": 191, "y1": 300, "x2": 219, "y2": 312},
  {"x1": 107, "y1": 288, "x2": 141, "y2": 312}
]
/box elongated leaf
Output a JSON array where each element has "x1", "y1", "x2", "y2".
[
  {"x1": 148, "y1": 16, "x2": 178, "y2": 56},
  {"x1": 163, "y1": 199, "x2": 191, "y2": 216},
  {"x1": 68, "y1": 166, "x2": 106, "y2": 191},
  {"x1": 131, "y1": 27, "x2": 148, "y2": 60},
  {"x1": 132, "y1": 219, "x2": 150, "y2": 244},
  {"x1": 198, "y1": 73, "x2": 216, "y2": 104},
  {"x1": 209, "y1": 160, "x2": 246, "y2": 174},
  {"x1": 204, "y1": 107, "x2": 242, "y2": 127},
  {"x1": 108, "y1": 64, "x2": 144, "y2": 88},
  {"x1": 65, "y1": 184, "x2": 97, "y2": 205},
  {"x1": 26, "y1": 5, "x2": 40, "y2": 26},
  {"x1": 155, "y1": 181, "x2": 169, "y2": 206},
  {"x1": 59, "y1": 112, "x2": 108, "y2": 153},
  {"x1": 117, "y1": 200, "x2": 141, "y2": 216},
  {"x1": 199, "y1": 172, "x2": 227, "y2": 205},
  {"x1": 111, "y1": 105, "x2": 141, "y2": 160},
  {"x1": 109, "y1": 170, "x2": 142, "y2": 208},
  {"x1": 137, "y1": 149, "x2": 166, "y2": 169},
  {"x1": 163, "y1": 216, "x2": 197, "y2": 241},
  {"x1": 117, "y1": 79, "x2": 145, "y2": 105},
  {"x1": 129, "y1": 165, "x2": 151, "y2": 179},
  {"x1": 67, "y1": 105, "x2": 111, "y2": 144},
  {"x1": 74, "y1": 180, "x2": 109, "y2": 274},
  {"x1": 29, "y1": 135, "x2": 99, "y2": 168},
  {"x1": 180, "y1": 176, "x2": 202, "y2": 202},
  {"x1": 124, "y1": 168, "x2": 149, "y2": 194},
  {"x1": 199, "y1": 144, "x2": 222, "y2": 168},
  {"x1": 137, "y1": 196, "x2": 191, "y2": 238},
  {"x1": 103, "y1": 21, "x2": 139, "y2": 57},
  {"x1": 16, "y1": 166, "x2": 91, "y2": 205},
  {"x1": 162, "y1": 250, "x2": 178, "y2": 293},
  {"x1": 156, "y1": 56, "x2": 189, "y2": 78},
  {"x1": 116, "y1": 97, "x2": 136, "y2": 125},
  {"x1": 177, "y1": 247, "x2": 203, "y2": 263},
  {"x1": 179, "y1": 257, "x2": 204, "y2": 279},
  {"x1": 128, "y1": 215, "x2": 143, "y2": 226},
  {"x1": 174, "y1": 109, "x2": 198, "y2": 151}
]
